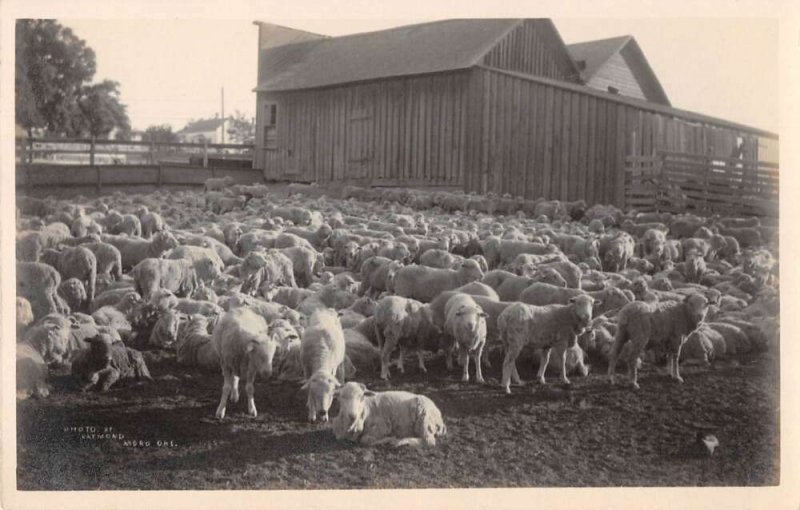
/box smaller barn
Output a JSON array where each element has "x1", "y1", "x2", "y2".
[{"x1": 567, "y1": 35, "x2": 671, "y2": 106}]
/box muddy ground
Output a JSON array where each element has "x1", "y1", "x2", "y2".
[{"x1": 17, "y1": 347, "x2": 778, "y2": 490}]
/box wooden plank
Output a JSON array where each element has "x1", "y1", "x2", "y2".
[
  {"x1": 577, "y1": 93, "x2": 589, "y2": 201},
  {"x1": 568, "y1": 92, "x2": 580, "y2": 201},
  {"x1": 586, "y1": 96, "x2": 597, "y2": 205},
  {"x1": 559, "y1": 89, "x2": 571, "y2": 201},
  {"x1": 542, "y1": 86, "x2": 555, "y2": 199},
  {"x1": 615, "y1": 103, "x2": 627, "y2": 206},
  {"x1": 595, "y1": 100, "x2": 607, "y2": 205}
]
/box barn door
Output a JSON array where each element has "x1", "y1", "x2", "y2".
[{"x1": 346, "y1": 87, "x2": 374, "y2": 180}]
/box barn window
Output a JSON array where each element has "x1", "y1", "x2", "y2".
[{"x1": 263, "y1": 102, "x2": 278, "y2": 150}]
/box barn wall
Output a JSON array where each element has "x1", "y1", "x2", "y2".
[
  {"x1": 256, "y1": 71, "x2": 471, "y2": 187},
  {"x1": 468, "y1": 67, "x2": 765, "y2": 207},
  {"x1": 481, "y1": 20, "x2": 581, "y2": 83}
]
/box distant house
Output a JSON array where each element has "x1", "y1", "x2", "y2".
[
  {"x1": 253, "y1": 18, "x2": 776, "y2": 207},
  {"x1": 177, "y1": 117, "x2": 229, "y2": 144},
  {"x1": 567, "y1": 35, "x2": 670, "y2": 106}
]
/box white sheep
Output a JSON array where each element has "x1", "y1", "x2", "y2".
[
  {"x1": 17, "y1": 262, "x2": 62, "y2": 320},
  {"x1": 332, "y1": 383, "x2": 446, "y2": 448},
  {"x1": 40, "y1": 246, "x2": 98, "y2": 303},
  {"x1": 204, "y1": 175, "x2": 234, "y2": 192},
  {"x1": 498, "y1": 295, "x2": 597, "y2": 393},
  {"x1": 607, "y1": 293, "x2": 710, "y2": 390},
  {"x1": 300, "y1": 309, "x2": 346, "y2": 422},
  {"x1": 443, "y1": 293, "x2": 488, "y2": 383},
  {"x1": 176, "y1": 314, "x2": 220, "y2": 370},
  {"x1": 167, "y1": 245, "x2": 224, "y2": 284},
  {"x1": 101, "y1": 231, "x2": 179, "y2": 270},
  {"x1": 392, "y1": 259, "x2": 484, "y2": 303},
  {"x1": 132, "y1": 258, "x2": 199, "y2": 300},
  {"x1": 213, "y1": 307, "x2": 278, "y2": 419}
]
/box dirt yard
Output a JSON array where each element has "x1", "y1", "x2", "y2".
[{"x1": 17, "y1": 347, "x2": 779, "y2": 490}]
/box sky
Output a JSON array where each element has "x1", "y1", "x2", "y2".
[{"x1": 60, "y1": 18, "x2": 779, "y2": 134}]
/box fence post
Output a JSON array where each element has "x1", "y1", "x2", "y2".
[
  {"x1": 203, "y1": 141, "x2": 209, "y2": 168},
  {"x1": 90, "y1": 136, "x2": 96, "y2": 166},
  {"x1": 149, "y1": 142, "x2": 156, "y2": 165}
]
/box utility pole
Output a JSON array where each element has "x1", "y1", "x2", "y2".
[{"x1": 221, "y1": 87, "x2": 225, "y2": 144}]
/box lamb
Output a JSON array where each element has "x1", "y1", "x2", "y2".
[
  {"x1": 213, "y1": 307, "x2": 278, "y2": 419},
  {"x1": 167, "y1": 245, "x2": 224, "y2": 284},
  {"x1": 519, "y1": 283, "x2": 629, "y2": 317},
  {"x1": 332, "y1": 382, "x2": 447, "y2": 448},
  {"x1": 284, "y1": 223, "x2": 333, "y2": 251},
  {"x1": 209, "y1": 194, "x2": 247, "y2": 215},
  {"x1": 23, "y1": 314, "x2": 81, "y2": 366},
  {"x1": 182, "y1": 235, "x2": 242, "y2": 266},
  {"x1": 91, "y1": 306, "x2": 132, "y2": 339},
  {"x1": 536, "y1": 260, "x2": 583, "y2": 289},
  {"x1": 221, "y1": 293, "x2": 302, "y2": 326},
  {"x1": 359, "y1": 256, "x2": 402, "y2": 298},
  {"x1": 276, "y1": 246, "x2": 324, "y2": 288},
  {"x1": 17, "y1": 262, "x2": 62, "y2": 320},
  {"x1": 82, "y1": 242, "x2": 123, "y2": 282},
  {"x1": 138, "y1": 208, "x2": 167, "y2": 238},
  {"x1": 300, "y1": 309, "x2": 347, "y2": 422},
  {"x1": 297, "y1": 285, "x2": 358, "y2": 316},
  {"x1": 607, "y1": 293, "x2": 710, "y2": 389},
  {"x1": 40, "y1": 246, "x2": 98, "y2": 303},
  {"x1": 498, "y1": 295, "x2": 596, "y2": 393},
  {"x1": 392, "y1": 259, "x2": 484, "y2": 303},
  {"x1": 109, "y1": 214, "x2": 142, "y2": 237},
  {"x1": 265, "y1": 287, "x2": 317, "y2": 309},
  {"x1": 132, "y1": 258, "x2": 199, "y2": 300},
  {"x1": 71, "y1": 332, "x2": 152, "y2": 392},
  {"x1": 17, "y1": 343, "x2": 50, "y2": 399},
  {"x1": 271, "y1": 206, "x2": 313, "y2": 226},
  {"x1": 235, "y1": 229, "x2": 280, "y2": 256},
  {"x1": 373, "y1": 296, "x2": 437, "y2": 379},
  {"x1": 101, "y1": 231, "x2": 180, "y2": 270},
  {"x1": 599, "y1": 231, "x2": 636, "y2": 272},
  {"x1": 57, "y1": 278, "x2": 87, "y2": 313},
  {"x1": 239, "y1": 250, "x2": 297, "y2": 296},
  {"x1": 482, "y1": 237, "x2": 559, "y2": 269},
  {"x1": 148, "y1": 308, "x2": 183, "y2": 348},
  {"x1": 494, "y1": 269, "x2": 567, "y2": 301},
  {"x1": 176, "y1": 314, "x2": 220, "y2": 370},
  {"x1": 443, "y1": 293, "x2": 488, "y2": 383}
]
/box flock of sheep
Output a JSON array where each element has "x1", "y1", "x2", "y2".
[{"x1": 15, "y1": 177, "x2": 779, "y2": 449}]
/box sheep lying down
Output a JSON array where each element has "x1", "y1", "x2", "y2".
[{"x1": 332, "y1": 382, "x2": 446, "y2": 448}]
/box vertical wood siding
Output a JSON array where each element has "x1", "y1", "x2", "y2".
[
  {"x1": 466, "y1": 67, "x2": 765, "y2": 207},
  {"x1": 481, "y1": 20, "x2": 579, "y2": 83},
  {"x1": 258, "y1": 71, "x2": 470, "y2": 187}
]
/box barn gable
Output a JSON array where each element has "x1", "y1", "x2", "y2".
[
  {"x1": 480, "y1": 19, "x2": 583, "y2": 83},
  {"x1": 567, "y1": 35, "x2": 671, "y2": 106}
]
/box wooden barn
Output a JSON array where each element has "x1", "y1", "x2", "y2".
[{"x1": 253, "y1": 18, "x2": 777, "y2": 208}]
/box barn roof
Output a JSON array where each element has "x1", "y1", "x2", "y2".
[
  {"x1": 255, "y1": 19, "x2": 524, "y2": 92},
  {"x1": 567, "y1": 35, "x2": 670, "y2": 106}
]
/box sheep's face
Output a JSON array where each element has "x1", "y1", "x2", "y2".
[
  {"x1": 536, "y1": 268, "x2": 567, "y2": 288},
  {"x1": 16, "y1": 298, "x2": 33, "y2": 327},
  {"x1": 247, "y1": 338, "x2": 277, "y2": 377},
  {"x1": 304, "y1": 372, "x2": 341, "y2": 422},
  {"x1": 86, "y1": 333, "x2": 115, "y2": 369},
  {"x1": 603, "y1": 287, "x2": 631, "y2": 312},
  {"x1": 569, "y1": 295, "x2": 597, "y2": 330},
  {"x1": 335, "y1": 382, "x2": 374, "y2": 433},
  {"x1": 454, "y1": 305, "x2": 487, "y2": 338},
  {"x1": 343, "y1": 242, "x2": 360, "y2": 269},
  {"x1": 458, "y1": 259, "x2": 484, "y2": 281},
  {"x1": 683, "y1": 294, "x2": 710, "y2": 326},
  {"x1": 269, "y1": 320, "x2": 300, "y2": 352}
]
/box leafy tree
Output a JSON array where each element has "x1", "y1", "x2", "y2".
[
  {"x1": 15, "y1": 19, "x2": 131, "y2": 138},
  {"x1": 226, "y1": 110, "x2": 255, "y2": 145},
  {"x1": 78, "y1": 80, "x2": 131, "y2": 139},
  {"x1": 141, "y1": 124, "x2": 179, "y2": 144}
]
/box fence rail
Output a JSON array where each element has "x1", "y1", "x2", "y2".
[
  {"x1": 16, "y1": 137, "x2": 254, "y2": 168},
  {"x1": 625, "y1": 151, "x2": 778, "y2": 218}
]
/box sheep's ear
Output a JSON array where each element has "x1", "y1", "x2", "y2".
[
  {"x1": 478, "y1": 312, "x2": 489, "y2": 318},
  {"x1": 569, "y1": 296, "x2": 578, "y2": 303},
  {"x1": 299, "y1": 379, "x2": 310, "y2": 390},
  {"x1": 246, "y1": 341, "x2": 256, "y2": 353},
  {"x1": 358, "y1": 383, "x2": 368, "y2": 392},
  {"x1": 363, "y1": 390, "x2": 377, "y2": 398},
  {"x1": 594, "y1": 300, "x2": 603, "y2": 307}
]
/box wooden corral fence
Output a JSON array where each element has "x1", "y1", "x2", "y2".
[
  {"x1": 625, "y1": 150, "x2": 779, "y2": 218},
  {"x1": 16, "y1": 137, "x2": 254, "y2": 168},
  {"x1": 15, "y1": 138, "x2": 261, "y2": 196}
]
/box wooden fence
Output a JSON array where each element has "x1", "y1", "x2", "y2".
[
  {"x1": 625, "y1": 150, "x2": 778, "y2": 218},
  {"x1": 16, "y1": 137, "x2": 254, "y2": 168}
]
